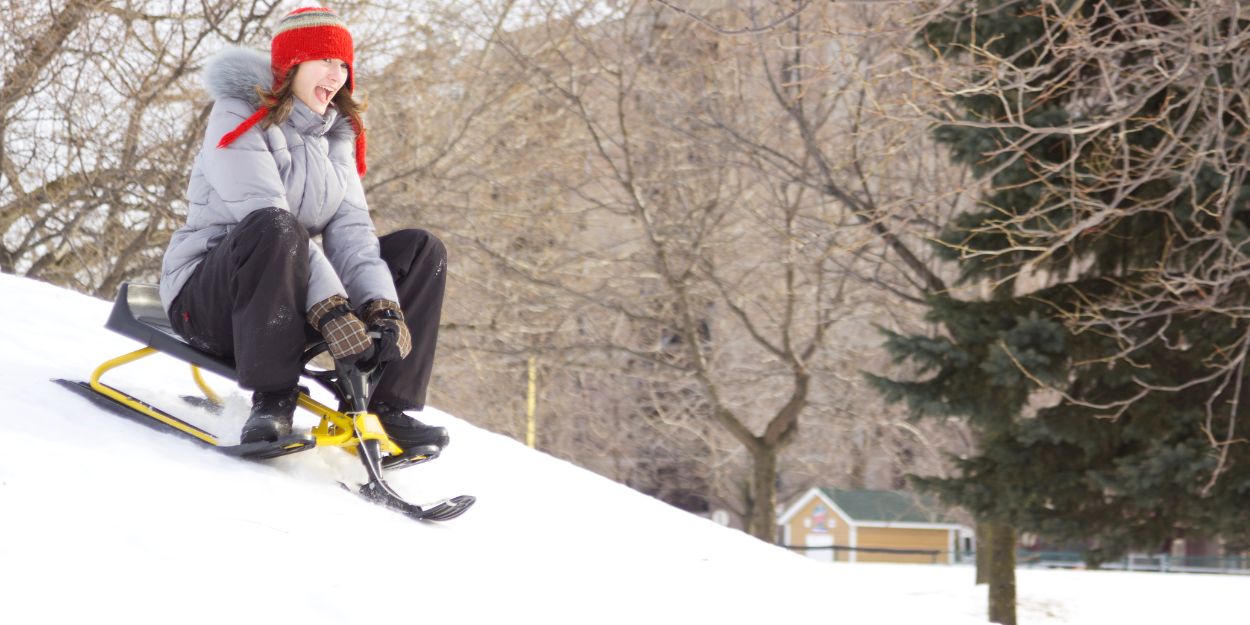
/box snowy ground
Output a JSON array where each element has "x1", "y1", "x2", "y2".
[{"x1": 1, "y1": 272, "x2": 1245, "y2": 624}]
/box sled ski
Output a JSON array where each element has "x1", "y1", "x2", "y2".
[
  {"x1": 58, "y1": 282, "x2": 475, "y2": 522},
  {"x1": 56, "y1": 379, "x2": 316, "y2": 459}
]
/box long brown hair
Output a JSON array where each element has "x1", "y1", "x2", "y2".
[{"x1": 253, "y1": 63, "x2": 368, "y2": 137}]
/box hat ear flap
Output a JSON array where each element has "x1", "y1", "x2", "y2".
[{"x1": 353, "y1": 122, "x2": 366, "y2": 177}]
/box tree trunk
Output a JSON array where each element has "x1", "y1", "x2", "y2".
[
  {"x1": 746, "y1": 445, "x2": 778, "y2": 542},
  {"x1": 987, "y1": 522, "x2": 1017, "y2": 625},
  {"x1": 976, "y1": 523, "x2": 989, "y2": 584},
  {"x1": 847, "y1": 432, "x2": 868, "y2": 490}
]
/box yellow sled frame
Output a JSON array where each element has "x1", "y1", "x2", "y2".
[{"x1": 90, "y1": 347, "x2": 403, "y2": 456}]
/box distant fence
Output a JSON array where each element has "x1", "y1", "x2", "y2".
[
  {"x1": 1016, "y1": 551, "x2": 1250, "y2": 575},
  {"x1": 782, "y1": 546, "x2": 1250, "y2": 575}
]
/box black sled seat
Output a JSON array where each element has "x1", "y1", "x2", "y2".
[{"x1": 106, "y1": 283, "x2": 239, "y2": 381}]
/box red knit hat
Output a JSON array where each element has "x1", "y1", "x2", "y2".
[{"x1": 215, "y1": 7, "x2": 367, "y2": 177}]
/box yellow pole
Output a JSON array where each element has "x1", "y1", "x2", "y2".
[
  {"x1": 190, "y1": 366, "x2": 225, "y2": 406},
  {"x1": 526, "y1": 356, "x2": 537, "y2": 448}
]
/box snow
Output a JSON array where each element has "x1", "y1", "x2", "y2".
[{"x1": 0, "y1": 272, "x2": 1245, "y2": 624}]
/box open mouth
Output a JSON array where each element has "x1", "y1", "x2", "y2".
[{"x1": 316, "y1": 85, "x2": 335, "y2": 104}]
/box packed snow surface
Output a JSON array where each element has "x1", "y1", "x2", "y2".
[{"x1": 1, "y1": 273, "x2": 1246, "y2": 624}]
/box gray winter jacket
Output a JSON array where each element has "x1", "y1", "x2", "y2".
[{"x1": 159, "y1": 47, "x2": 397, "y2": 314}]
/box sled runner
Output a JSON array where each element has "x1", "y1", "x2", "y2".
[{"x1": 57, "y1": 283, "x2": 475, "y2": 522}]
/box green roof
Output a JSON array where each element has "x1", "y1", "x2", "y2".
[{"x1": 819, "y1": 488, "x2": 957, "y2": 524}]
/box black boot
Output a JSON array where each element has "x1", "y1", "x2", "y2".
[
  {"x1": 241, "y1": 388, "x2": 300, "y2": 444},
  {"x1": 371, "y1": 401, "x2": 449, "y2": 451}
]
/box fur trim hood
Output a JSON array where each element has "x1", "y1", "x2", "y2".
[{"x1": 203, "y1": 47, "x2": 272, "y2": 109}]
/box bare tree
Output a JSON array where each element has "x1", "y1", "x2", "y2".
[
  {"x1": 0, "y1": 0, "x2": 286, "y2": 295},
  {"x1": 364, "y1": 0, "x2": 971, "y2": 540}
]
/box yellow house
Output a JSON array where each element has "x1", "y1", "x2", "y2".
[{"x1": 778, "y1": 488, "x2": 973, "y2": 564}]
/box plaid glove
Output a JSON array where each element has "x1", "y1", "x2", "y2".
[
  {"x1": 358, "y1": 299, "x2": 412, "y2": 362},
  {"x1": 308, "y1": 295, "x2": 374, "y2": 364}
]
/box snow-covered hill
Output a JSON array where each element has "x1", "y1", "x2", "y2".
[{"x1": 1, "y1": 273, "x2": 1245, "y2": 624}]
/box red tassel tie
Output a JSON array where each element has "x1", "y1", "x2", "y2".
[{"x1": 216, "y1": 107, "x2": 270, "y2": 150}]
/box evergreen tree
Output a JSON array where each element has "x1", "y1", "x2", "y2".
[{"x1": 870, "y1": 0, "x2": 1250, "y2": 583}]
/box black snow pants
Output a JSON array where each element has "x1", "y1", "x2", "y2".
[{"x1": 168, "y1": 207, "x2": 446, "y2": 411}]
